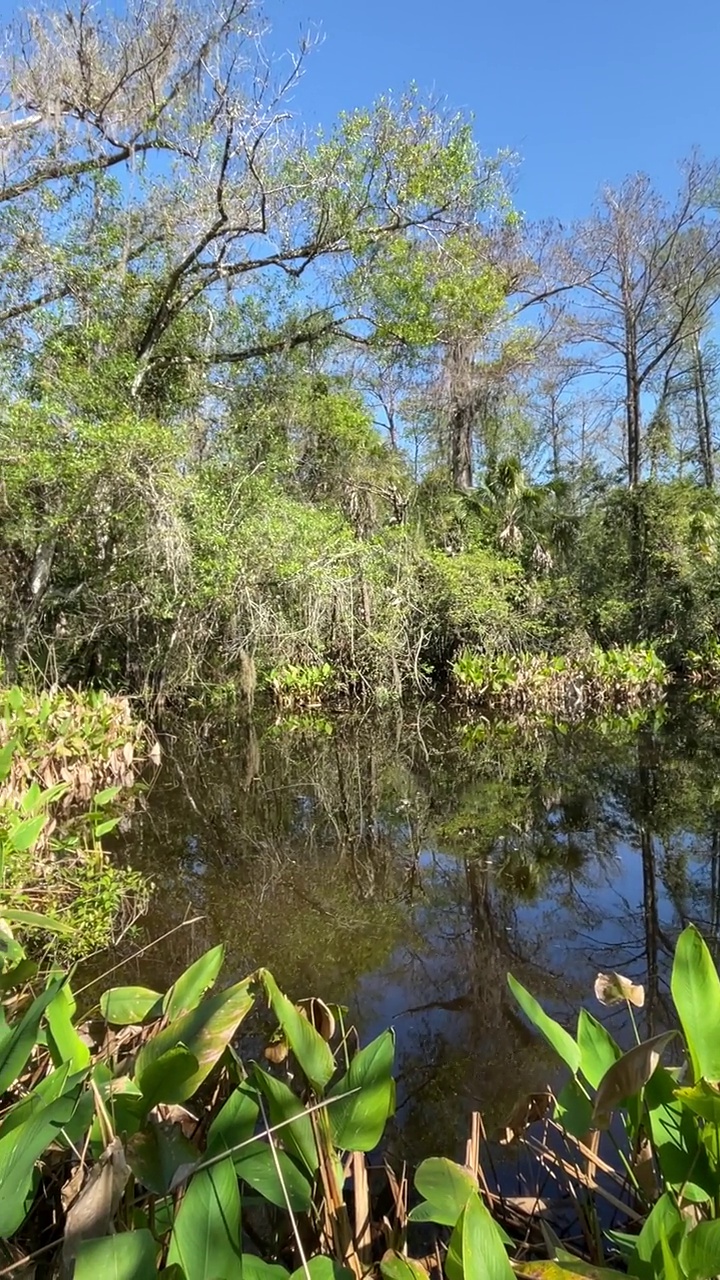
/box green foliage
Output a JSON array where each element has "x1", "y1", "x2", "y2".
[
  {"x1": 507, "y1": 925, "x2": 720, "y2": 1278},
  {"x1": 451, "y1": 646, "x2": 668, "y2": 713},
  {"x1": 0, "y1": 687, "x2": 151, "y2": 957},
  {"x1": 0, "y1": 937, "x2": 401, "y2": 1275}
]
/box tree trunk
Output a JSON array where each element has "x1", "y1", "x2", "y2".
[
  {"x1": 693, "y1": 335, "x2": 715, "y2": 487},
  {"x1": 447, "y1": 341, "x2": 474, "y2": 492},
  {"x1": 625, "y1": 340, "x2": 641, "y2": 488}
]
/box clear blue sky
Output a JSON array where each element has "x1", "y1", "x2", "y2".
[{"x1": 270, "y1": 0, "x2": 720, "y2": 222}]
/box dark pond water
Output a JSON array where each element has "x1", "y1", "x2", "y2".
[{"x1": 107, "y1": 698, "x2": 720, "y2": 1165}]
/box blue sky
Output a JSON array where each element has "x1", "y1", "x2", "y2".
[{"x1": 270, "y1": 0, "x2": 720, "y2": 222}]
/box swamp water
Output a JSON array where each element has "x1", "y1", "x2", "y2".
[{"x1": 110, "y1": 699, "x2": 720, "y2": 1164}]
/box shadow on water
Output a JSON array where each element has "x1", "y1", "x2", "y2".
[{"x1": 105, "y1": 697, "x2": 720, "y2": 1165}]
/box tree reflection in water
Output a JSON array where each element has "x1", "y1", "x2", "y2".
[{"x1": 108, "y1": 699, "x2": 720, "y2": 1163}]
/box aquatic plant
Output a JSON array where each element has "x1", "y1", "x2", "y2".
[
  {"x1": 451, "y1": 645, "x2": 668, "y2": 716},
  {"x1": 0, "y1": 687, "x2": 155, "y2": 957},
  {"x1": 506, "y1": 924, "x2": 720, "y2": 1277}
]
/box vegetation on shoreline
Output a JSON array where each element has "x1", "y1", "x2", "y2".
[
  {"x1": 0, "y1": 687, "x2": 155, "y2": 957},
  {"x1": 1, "y1": 898, "x2": 720, "y2": 1276},
  {"x1": 2, "y1": 2, "x2": 720, "y2": 702},
  {"x1": 451, "y1": 646, "x2": 669, "y2": 715}
]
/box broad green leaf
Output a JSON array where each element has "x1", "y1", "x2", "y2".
[
  {"x1": 1, "y1": 908, "x2": 73, "y2": 935},
  {"x1": 46, "y1": 980, "x2": 91, "y2": 1073},
  {"x1": 136, "y1": 1046, "x2": 200, "y2": 1111},
  {"x1": 243, "y1": 1259, "x2": 290, "y2": 1280},
  {"x1": 260, "y1": 970, "x2": 334, "y2": 1091},
  {"x1": 94, "y1": 786, "x2": 121, "y2": 807},
  {"x1": 207, "y1": 1083, "x2": 260, "y2": 1159},
  {"x1": 408, "y1": 1156, "x2": 476, "y2": 1226},
  {"x1": 592, "y1": 1032, "x2": 676, "y2": 1128},
  {"x1": 249, "y1": 1065, "x2": 318, "y2": 1174},
  {"x1": 380, "y1": 1251, "x2": 431, "y2": 1279},
  {"x1": 166, "y1": 1155, "x2": 242, "y2": 1280},
  {"x1": 74, "y1": 1229, "x2": 158, "y2": 1280},
  {"x1": 0, "y1": 741, "x2": 16, "y2": 780},
  {"x1": 8, "y1": 814, "x2": 45, "y2": 852},
  {"x1": 445, "y1": 1191, "x2": 514, "y2": 1280},
  {"x1": 126, "y1": 1121, "x2": 198, "y2": 1196},
  {"x1": 681, "y1": 1218, "x2": 720, "y2": 1280},
  {"x1": 671, "y1": 924, "x2": 720, "y2": 1083},
  {"x1": 0, "y1": 957, "x2": 36, "y2": 994},
  {"x1": 327, "y1": 1029, "x2": 395, "y2": 1151},
  {"x1": 646, "y1": 1067, "x2": 713, "y2": 1203},
  {"x1": 515, "y1": 1264, "x2": 626, "y2": 1278},
  {"x1": 660, "y1": 1235, "x2": 684, "y2": 1280},
  {"x1": 134, "y1": 978, "x2": 254, "y2": 1102},
  {"x1": 0, "y1": 1074, "x2": 83, "y2": 1235},
  {"x1": 94, "y1": 818, "x2": 120, "y2": 837},
  {"x1": 163, "y1": 945, "x2": 225, "y2": 1021},
  {"x1": 507, "y1": 974, "x2": 580, "y2": 1074},
  {"x1": 236, "y1": 1146, "x2": 313, "y2": 1211},
  {"x1": 676, "y1": 1078, "x2": 720, "y2": 1124},
  {"x1": 290, "y1": 1260, "x2": 354, "y2": 1280},
  {"x1": 0, "y1": 974, "x2": 64, "y2": 1094},
  {"x1": 577, "y1": 1009, "x2": 621, "y2": 1090},
  {"x1": 100, "y1": 986, "x2": 163, "y2": 1026},
  {"x1": 554, "y1": 1077, "x2": 593, "y2": 1139},
  {"x1": 0, "y1": 1062, "x2": 76, "y2": 1137},
  {"x1": 627, "y1": 1191, "x2": 685, "y2": 1280}
]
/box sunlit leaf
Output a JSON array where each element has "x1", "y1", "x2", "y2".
[
  {"x1": 671, "y1": 924, "x2": 720, "y2": 1083},
  {"x1": 0, "y1": 1070, "x2": 83, "y2": 1235},
  {"x1": 680, "y1": 1217, "x2": 720, "y2": 1280},
  {"x1": 134, "y1": 979, "x2": 254, "y2": 1103},
  {"x1": 8, "y1": 814, "x2": 46, "y2": 852},
  {"x1": 0, "y1": 908, "x2": 73, "y2": 936},
  {"x1": 515, "y1": 1263, "x2": 626, "y2": 1278},
  {"x1": 627, "y1": 1191, "x2": 685, "y2": 1280},
  {"x1": 100, "y1": 986, "x2": 163, "y2": 1026},
  {"x1": 327, "y1": 1029, "x2": 395, "y2": 1151},
  {"x1": 207, "y1": 1083, "x2": 259, "y2": 1160},
  {"x1": 507, "y1": 974, "x2": 580, "y2": 1075},
  {"x1": 166, "y1": 1155, "x2": 241, "y2": 1280},
  {"x1": 554, "y1": 1077, "x2": 593, "y2": 1139},
  {"x1": 646, "y1": 1067, "x2": 714, "y2": 1203},
  {"x1": 163, "y1": 945, "x2": 225, "y2": 1022},
  {"x1": 260, "y1": 970, "x2": 334, "y2": 1092},
  {"x1": 243, "y1": 1259, "x2": 290, "y2": 1280},
  {"x1": 676, "y1": 1078, "x2": 720, "y2": 1125},
  {"x1": 577, "y1": 1008, "x2": 621, "y2": 1090},
  {"x1": 408, "y1": 1157, "x2": 476, "y2": 1226},
  {"x1": 289, "y1": 1260, "x2": 354, "y2": 1279},
  {"x1": 380, "y1": 1251, "x2": 431, "y2": 1279},
  {"x1": 46, "y1": 979, "x2": 91, "y2": 1073},
  {"x1": 0, "y1": 974, "x2": 65, "y2": 1094},
  {"x1": 445, "y1": 1191, "x2": 514, "y2": 1280}
]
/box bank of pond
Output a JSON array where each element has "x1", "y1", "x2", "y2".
[{"x1": 4, "y1": 678, "x2": 720, "y2": 1274}]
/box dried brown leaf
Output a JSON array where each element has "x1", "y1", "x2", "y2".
[
  {"x1": 594, "y1": 971, "x2": 645, "y2": 1008},
  {"x1": 62, "y1": 1136, "x2": 130, "y2": 1270},
  {"x1": 592, "y1": 1031, "x2": 677, "y2": 1128}
]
